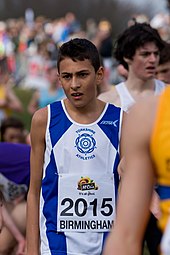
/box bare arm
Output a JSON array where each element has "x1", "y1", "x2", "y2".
[
  {"x1": 2, "y1": 205, "x2": 25, "y2": 255},
  {"x1": 26, "y1": 107, "x2": 47, "y2": 255},
  {"x1": 118, "y1": 117, "x2": 161, "y2": 219},
  {"x1": 103, "y1": 97, "x2": 158, "y2": 255}
]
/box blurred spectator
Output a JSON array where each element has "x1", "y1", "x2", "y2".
[
  {"x1": 23, "y1": 40, "x2": 50, "y2": 89},
  {"x1": 0, "y1": 142, "x2": 30, "y2": 254},
  {"x1": 1, "y1": 204, "x2": 25, "y2": 255},
  {"x1": 92, "y1": 19, "x2": 113, "y2": 83},
  {"x1": 61, "y1": 12, "x2": 81, "y2": 43},
  {"x1": 127, "y1": 13, "x2": 149, "y2": 27},
  {"x1": 0, "y1": 14, "x2": 83, "y2": 88},
  {"x1": 150, "y1": 13, "x2": 170, "y2": 41},
  {"x1": 97, "y1": 59, "x2": 113, "y2": 96},
  {"x1": 0, "y1": 21, "x2": 16, "y2": 73},
  {"x1": 86, "y1": 18, "x2": 97, "y2": 41},
  {"x1": 25, "y1": 8, "x2": 34, "y2": 29},
  {"x1": 0, "y1": 57, "x2": 23, "y2": 125},
  {"x1": 27, "y1": 62, "x2": 65, "y2": 115},
  {"x1": 0, "y1": 116, "x2": 27, "y2": 143},
  {"x1": 156, "y1": 42, "x2": 170, "y2": 84},
  {"x1": 52, "y1": 12, "x2": 81, "y2": 45}
]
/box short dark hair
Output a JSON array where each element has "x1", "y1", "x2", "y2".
[
  {"x1": 114, "y1": 22, "x2": 165, "y2": 70},
  {"x1": 159, "y1": 42, "x2": 170, "y2": 65},
  {"x1": 0, "y1": 117, "x2": 24, "y2": 142},
  {"x1": 57, "y1": 38, "x2": 101, "y2": 73}
]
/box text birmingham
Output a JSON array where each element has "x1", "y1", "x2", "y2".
[{"x1": 59, "y1": 220, "x2": 113, "y2": 230}]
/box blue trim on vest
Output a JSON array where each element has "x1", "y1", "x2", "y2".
[
  {"x1": 157, "y1": 185, "x2": 170, "y2": 200},
  {"x1": 98, "y1": 104, "x2": 121, "y2": 149},
  {"x1": 50, "y1": 101, "x2": 72, "y2": 148},
  {"x1": 42, "y1": 150, "x2": 67, "y2": 253}
]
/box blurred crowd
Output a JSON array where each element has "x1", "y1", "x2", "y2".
[{"x1": 0, "y1": 9, "x2": 170, "y2": 254}]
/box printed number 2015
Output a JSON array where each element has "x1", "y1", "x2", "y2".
[{"x1": 60, "y1": 198, "x2": 113, "y2": 217}]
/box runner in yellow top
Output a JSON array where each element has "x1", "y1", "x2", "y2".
[{"x1": 151, "y1": 86, "x2": 170, "y2": 233}]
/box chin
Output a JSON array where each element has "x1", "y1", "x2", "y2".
[{"x1": 147, "y1": 74, "x2": 155, "y2": 79}]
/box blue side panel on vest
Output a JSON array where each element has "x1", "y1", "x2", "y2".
[
  {"x1": 49, "y1": 101, "x2": 72, "y2": 148},
  {"x1": 42, "y1": 150, "x2": 67, "y2": 253},
  {"x1": 113, "y1": 152, "x2": 120, "y2": 199},
  {"x1": 98, "y1": 104, "x2": 121, "y2": 150}
]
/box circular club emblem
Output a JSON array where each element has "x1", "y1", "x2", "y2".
[{"x1": 75, "y1": 133, "x2": 96, "y2": 155}]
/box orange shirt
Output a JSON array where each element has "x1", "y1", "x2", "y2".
[{"x1": 151, "y1": 86, "x2": 170, "y2": 231}]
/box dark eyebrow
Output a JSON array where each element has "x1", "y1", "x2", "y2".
[
  {"x1": 61, "y1": 69, "x2": 89, "y2": 75},
  {"x1": 140, "y1": 49, "x2": 159, "y2": 53},
  {"x1": 76, "y1": 70, "x2": 89, "y2": 74}
]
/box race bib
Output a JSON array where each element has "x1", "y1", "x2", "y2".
[
  {"x1": 57, "y1": 173, "x2": 115, "y2": 232},
  {"x1": 161, "y1": 215, "x2": 170, "y2": 255}
]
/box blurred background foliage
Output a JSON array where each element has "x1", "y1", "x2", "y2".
[
  {"x1": 13, "y1": 87, "x2": 33, "y2": 131},
  {"x1": 0, "y1": 0, "x2": 168, "y2": 38}
]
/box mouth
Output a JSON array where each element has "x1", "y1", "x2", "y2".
[
  {"x1": 146, "y1": 66, "x2": 156, "y2": 74},
  {"x1": 146, "y1": 66, "x2": 156, "y2": 71},
  {"x1": 71, "y1": 92, "x2": 83, "y2": 99}
]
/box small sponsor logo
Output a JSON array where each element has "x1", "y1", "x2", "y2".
[
  {"x1": 77, "y1": 176, "x2": 98, "y2": 191},
  {"x1": 100, "y1": 120, "x2": 118, "y2": 127}
]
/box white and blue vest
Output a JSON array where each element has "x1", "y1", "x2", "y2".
[{"x1": 40, "y1": 100, "x2": 123, "y2": 255}]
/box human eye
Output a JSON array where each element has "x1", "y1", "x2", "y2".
[
  {"x1": 61, "y1": 74, "x2": 71, "y2": 80},
  {"x1": 162, "y1": 69, "x2": 169, "y2": 74},
  {"x1": 78, "y1": 72, "x2": 89, "y2": 78},
  {"x1": 154, "y1": 51, "x2": 159, "y2": 57},
  {"x1": 141, "y1": 52, "x2": 149, "y2": 57}
]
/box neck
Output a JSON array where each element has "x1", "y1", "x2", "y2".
[
  {"x1": 64, "y1": 98, "x2": 106, "y2": 124},
  {"x1": 125, "y1": 76, "x2": 155, "y2": 92}
]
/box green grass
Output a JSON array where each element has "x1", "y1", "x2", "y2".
[{"x1": 13, "y1": 87, "x2": 34, "y2": 131}]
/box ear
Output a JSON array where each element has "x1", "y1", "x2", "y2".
[
  {"x1": 96, "y1": 66, "x2": 104, "y2": 85},
  {"x1": 57, "y1": 73, "x2": 63, "y2": 86},
  {"x1": 123, "y1": 57, "x2": 132, "y2": 65}
]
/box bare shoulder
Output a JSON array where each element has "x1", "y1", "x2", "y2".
[
  {"x1": 32, "y1": 107, "x2": 48, "y2": 126},
  {"x1": 98, "y1": 86, "x2": 120, "y2": 106},
  {"x1": 30, "y1": 107, "x2": 48, "y2": 140},
  {"x1": 125, "y1": 96, "x2": 159, "y2": 138},
  {"x1": 120, "y1": 95, "x2": 160, "y2": 163},
  {"x1": 129, "y1": 96, "x2": 159, "y2": 118}
]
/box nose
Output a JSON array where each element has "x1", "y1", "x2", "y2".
[
  {"x1": 70, "y1": 76, "x2": 80, "y2": 90},
  {"x1": 149, "y1": 53, "x2": 158, "y2": 63}
]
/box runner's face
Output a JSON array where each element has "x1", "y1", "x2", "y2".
[
  {"x1": 129, "y1": 42, "x2": 160, "y2": 80},
  {"x1": 58, "y1": 58, "x2": 103, "y2": 109},
  {"x1": 156, "y1": 61, "x2": 170, "y2": 84}
]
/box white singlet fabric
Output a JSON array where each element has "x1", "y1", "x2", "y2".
[
  {"x1": 115, "y1": 79, "x2": 165, "y2": 112},
  {"x1": 39, "y1": 100, "x2": 123, "y2": 255}
]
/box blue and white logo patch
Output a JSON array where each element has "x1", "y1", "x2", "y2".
[{"x1": 75, "y1": 128, "x2": 96, "y2": 160}]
